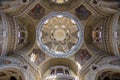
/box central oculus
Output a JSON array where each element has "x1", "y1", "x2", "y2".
[
  {"x1": 37, "y1": 12, "x2": 83, "y2": 57},
  {"x1": 53, "y1": 29, "x2": 66, "y2": 41}
]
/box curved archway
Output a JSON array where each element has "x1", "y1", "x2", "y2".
[
  {"x1": 0, "y1": 66, "x2": 26, "y2": 80},
  {"x1": 111, "y1": 13, "x2": 120, "y2": 57},
  {"x1": 84, "y1": 16, "x2": 109, "y2": 55},
  {"x1": 14, "y1": 15, "x2": 36, "y2": 55},
  {"x1": 39, "y1": 58, "x2": 79, "y2": 78},
  {"x1": 95, "y1": 67, "x2": 120, "y2": 80},
  {"x1": 89, "y1": 57, "x2": 120, "y2": 80}
]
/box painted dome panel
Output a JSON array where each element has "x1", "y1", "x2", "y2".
[{"x1": 37, "y1": 12, "x2": 83, "y2": 57}]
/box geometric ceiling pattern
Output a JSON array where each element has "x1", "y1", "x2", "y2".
[
  {"x1": 37, "y1": 12, "x2": 83, "y2": 57},
  {"x1": 0, "y1": 0, "x2": 120, "y2": 80}
]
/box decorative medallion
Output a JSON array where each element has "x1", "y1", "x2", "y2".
[
  {"x1": 75, "y1": 5, "x2": 91, "y2": 20},
  {"x1": 37, "y1": 12, "x2": 83, "y2": 57},
  {"x1": 29, "y1": 49, "x2": 45, "y2": 66},
  {"x1": 28, "y1": 4, "x2": 45, "y2": 19},
  {"x1": 75, "y1": 49, "x2": 91, "y2": 65}
]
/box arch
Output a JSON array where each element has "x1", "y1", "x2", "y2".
[
  {"x1": 39, "y1": 58, "x2": 79, "y2": 76},
  {"x1": 94, "y1": 66, "x2": 120, "y2": 80},
  {"x1": 15, "y1": 15, "x2": 36, "y2": 55},
  {"x1": 89, "y1": 57, "x2": 120, "y2": 80},
  {"x1": 111, "y1": 13, "x2": 120, "y2": 56},
  {"x1": 0, "y1": 65, "x2": 26, "y2": 80},
  {"x1": 84, "y1": 16, "x2": 106, "y2": 55}
]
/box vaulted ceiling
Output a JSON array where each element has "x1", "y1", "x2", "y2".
[{"x1": 0, "y1": 0, "x2": 120, "y2": 80}]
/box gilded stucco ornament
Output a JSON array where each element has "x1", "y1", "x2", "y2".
[{"x1": 37, "y1": 12, "x2": 83, "y2": 57}]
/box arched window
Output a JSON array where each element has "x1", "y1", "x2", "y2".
[
  {"x1": 45, "y1": 66, "x2": 75, "y2": 80},
  {"x1": 51, "y1": 0, "x2": 69, "y2": 4},
  {"x1": 50, "y1": 69, "x2": 55, "y2": 75},
  {"x1": 65, "y1": 69, "x2": 69, "y2": 75},
  {"x1": 92, "y1": 25, "x2": 102, "y2": 44},
  {"x1": 16, "y1": 24, "x2": 28, "y2": 50},
  {"x1": 56, "y1": 68, "x2": 64, "y2": 75}
]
